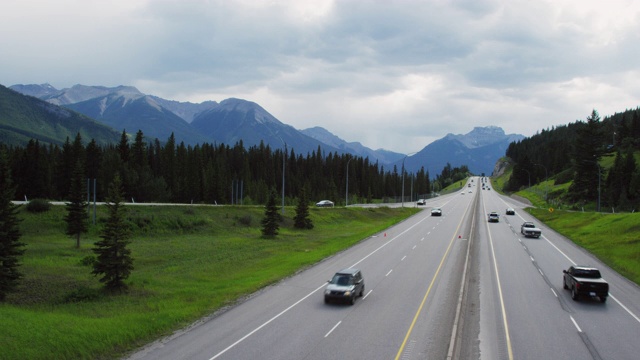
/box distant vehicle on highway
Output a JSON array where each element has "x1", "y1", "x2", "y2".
[
  {"x1": 315, "y1": 200, "x2": 334, "y2": 207},
  {"x1": 505, "y1": 208, "x2": 515, "y2": 215},
  {"x1": 488, "y1": 212, "x2": 500, "y2": 222},
  {"x1": 324, "y1": 268, "x2": 365, "y2": 305},
  {"x1": 416, "y1": 199, "x2": 426, "y2": 205},
  {"x1": 563, "y1": 265, "x2": 608, "y2": 303},
  {"x1": 431, "y1": 207, "x2": 442, "y2": 216}
]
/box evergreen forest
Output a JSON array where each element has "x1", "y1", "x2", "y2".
[
  {"x1": 1, "y1": 130, "x2": 471, "y2": 206},
  {"x1": 505, "y1": 108, "x2": 640, "y2": 211}
]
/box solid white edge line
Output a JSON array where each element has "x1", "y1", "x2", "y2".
[
  {"x1": 208, "y1": 282, "x2": 327, "y2": 360},
  {"x1": 551, "y1": 288, "x2": 558, "y2": 297},
  {"x1": 610, "y1": 294, "x2": 640, "y2": 324},
  {"x1": 324, "y1": 321, "x2": 342, "y2": 338},
  {"x1": 498, "y1": 196, "x2": 640, "y2": 327}
]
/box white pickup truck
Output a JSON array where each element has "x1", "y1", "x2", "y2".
[{"x1": 520, "y1": 222, "x2": 542, "y2": 238}]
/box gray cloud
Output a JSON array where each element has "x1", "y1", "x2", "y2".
[{"x1": 1, "y1": 0, "x2": 639, "y2": 153}]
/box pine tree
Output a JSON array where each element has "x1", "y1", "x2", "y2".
[
  {"x1": 92, "y1": 175, "x2": 133, "y2": 292},
  {"x1": 0, "y1": 149, "x2": 25, "y2": 301},
  {"x1": 261, "y1": 190, "x2": 280, "y2": 237},
  {"x1": 293, "y1": 185, "x2": 313, "y2": 229},
  {"x1": 569, "y1": 110, "x2": 606, "y2": 202},
  {"x1": 65, "y1": 160, "x2": 88, "y2": 248}
]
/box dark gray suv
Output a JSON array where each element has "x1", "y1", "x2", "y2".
[{"x1": 324, "y1": 268, "x2": 365, "y2": 305}]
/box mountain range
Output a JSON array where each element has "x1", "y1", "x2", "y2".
[{"x1": 5, "y1": 83, "x2": 524, "y2": 175}]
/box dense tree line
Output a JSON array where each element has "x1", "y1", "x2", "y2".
[
  {"x1": 1, "y1": 130, "x2": 439, "y2": 205},
  {"x1": 505, "y1": 108, "x2": 640, "y2": 210}
]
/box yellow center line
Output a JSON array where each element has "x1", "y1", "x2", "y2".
[{"x1": 394, "y1": 197, "x2": 472, "y2": 360}]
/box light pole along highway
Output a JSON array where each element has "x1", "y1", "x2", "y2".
[
  {"x1": 345, "y1": 157, "x2": 352, "y2": 206},
  {"x1": 272, "y1": 133, "x2": 286, "y2": 215},
  {"x1": 401, "y1": 152, "x2": 417, "y2": 207}
]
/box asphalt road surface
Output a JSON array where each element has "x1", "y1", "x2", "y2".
[{"x1": 126, "y1": 177, "x2": 640, "y2": 360}]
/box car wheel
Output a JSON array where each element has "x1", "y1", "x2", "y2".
[
  {"x1": 360, "y1": 286, "x2": 365, "y2": 297},
  {"x1": 563, "y1": 279, "x2": 568, "y2": 290},
  {"x1": 349, "y1": 296, "x2": 355, "y2": 305},
  {"x1": 571, "y1": 287, "x2": 579, "y2": 301},
  {"x1": 600, "y1": 296, "x2": 607, "y2": 303}
]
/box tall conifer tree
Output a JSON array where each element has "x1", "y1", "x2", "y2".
[
  {"x1": 261, "y1": 190, "x2": 280, "y2": 237},
  {"x1": 0, "y1": 149, "x2": 25, "y2": 301},
  {"x1": 65, "y1": 160, "x2": 88, "y2": 248},
  {"x1": 93, "y1": 175, "x2": 133, "y2": 292},
  {"x1": 294, "y1": 185, "x2": 313, "y2": 229},
  {"x1": 569, "y1": 110, "x2": 606, "y2": 201}
]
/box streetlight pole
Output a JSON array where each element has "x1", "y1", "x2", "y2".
[
  {"x1": 597, "y1": 163, "x2": 601, "y2": 212},
  {"x1": 345, "y1": 158, "x2": 352, "y2": 206},
  {"x1": 282, "y1": 143, "x2": 286, "y2": 215},
  {"x1": 270, "y1": 132, "x2": 286, "y2": 215},
  {"x1": 401, "y1": 156, "x2": 407, "y2": 208},
  {"x1": 410, "y1": 172, "x2": 414, "y2": 204},
  {"x1": 401, "y1": 152, "x2": 418, "y2": 207}
]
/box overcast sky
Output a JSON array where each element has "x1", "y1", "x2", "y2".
[{"x1": 2, "y1": 0, "x2": 639, "y2": 153}]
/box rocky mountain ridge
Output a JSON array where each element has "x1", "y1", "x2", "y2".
[{"x1": 7, "y1": 83, "x2": 523, "y2": 173}]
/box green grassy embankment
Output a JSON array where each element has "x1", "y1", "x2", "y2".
[
  {"x1": 1, "y1": 205, "x2": 420, "y2": 360},
  {"x1": 527, "y1": 208, "x2": 640, "y2": 285}
]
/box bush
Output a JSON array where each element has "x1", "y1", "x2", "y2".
[
  {"x1": 237, "y1": 214, "x2": 252, "y2": 226},
  {"x1": 554, "y1": 168, "x2": 574, "y2": 185},
  {"x1": 80, "y1": 255, "x2": 96, "y2": 267},
  {"x1": 26, "y1": 198, "x2": 51, "y2": 213},
  {"x1": 64, "y1": 286, "x2": 102, "y2": 303}
]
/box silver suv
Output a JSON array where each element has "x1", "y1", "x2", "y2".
[{"x1": 324, "y1": 268, "x2": 365, "y2": 305}]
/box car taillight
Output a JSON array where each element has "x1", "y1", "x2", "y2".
[{"x1": 576, "y1": 282, "x2": 581, "y2": 289}]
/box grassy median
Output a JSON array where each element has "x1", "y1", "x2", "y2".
[{"x1": 1, "y1": 205, "x2": 420, "y2": 360}]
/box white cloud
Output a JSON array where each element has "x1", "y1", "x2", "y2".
[{"x1": 1, "y1": 0, "x2": 640, "y2": 153}]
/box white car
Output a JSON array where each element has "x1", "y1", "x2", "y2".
[
  {"x1": 431, "y1": 207, "x2": 442, "y2": 216},
  {"x1": 315, "y1": 200, "x2": 334, "y2": 207}
]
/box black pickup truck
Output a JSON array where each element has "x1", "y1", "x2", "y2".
[{"x1": 563, "y1": 265, "x2": 608, "y2": 303}]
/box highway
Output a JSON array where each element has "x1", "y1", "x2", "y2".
[{"x1": 126, "y1": 177, "x2": 640, "y2": 360}]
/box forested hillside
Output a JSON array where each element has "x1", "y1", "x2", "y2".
[
  {"x1": 504, "y1": 108, "x2": 640, "y2": 210},
  {"x1": 1, "y1": 130, "x2": 451, "y2": 205},
  {"x1": 0, "y1": 85, "x2": 120, "y2": 146}
]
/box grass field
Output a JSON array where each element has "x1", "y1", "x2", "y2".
[{"x1": 1, "y1": 204, "x2": 420, "y2": 360}]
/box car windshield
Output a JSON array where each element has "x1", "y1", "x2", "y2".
[
  {"x1": 330, "y1": 275, "x2": 352, "y2": 286},
  {"x1": 524, "y1": 223, "x2": 534, "y2": 228}
]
